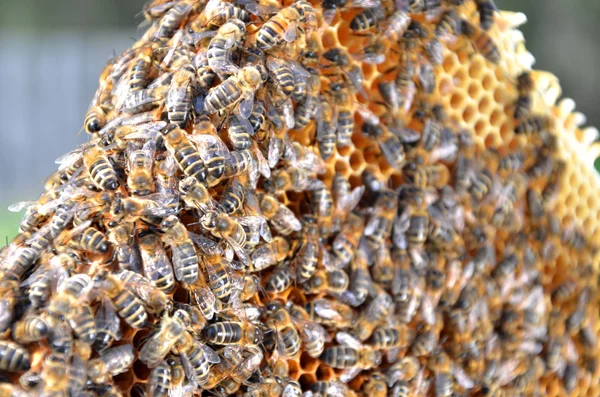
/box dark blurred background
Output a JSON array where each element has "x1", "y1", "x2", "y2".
[{"x1": 0, "y1": 0, "x2": 598, "y2": 243}]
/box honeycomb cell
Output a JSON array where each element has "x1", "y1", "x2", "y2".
[{"x1": 467, "y1": 82, "x2": 482, "y2": 99}]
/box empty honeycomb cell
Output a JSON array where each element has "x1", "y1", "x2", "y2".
[
  {"x1": 300, "y1": 352, "x2": 320, "y2": 374},
  {"x1": 484, "y1": 134, "x2": 499, "y2": 148},
  {"x1": 482, "y1": 73, "x2": 496, "y2": 91},
  {"x1": 133, "y1": 360, "x2": 149, "y2": 381},
  {"x1": 490, "y1": 109, "x2": 504, "y2": 127},
  {"x1": 335, "y1": 159, "x2": 350, "y2": 175},
  {"x1": 468, "y1": 58, "x2": 485, "y2": 79},
  {"x1": 299, "y1": 373, "x2": 317, "y2": 387},
  {"x1": 288, "y1": 357, "x2": 301, "y2": 379},
  {"x1": 478, "y1": 96, "x2": 492, "y2": 114},
  {"x1": 114, "y1": 370, "x2": 135, "y2": 391},
  {"x1": 451, "y1": 93, "x2": 466, "y2": 110},
  {"x1": 474, "y1": 120, "x2": 487, "y2": 137},
  {"x1": 493, "y1": 86, "x2": 508, "y2": 104},
  {"x1": 467, "y1": 82, "x2": 482, "y2": 99},
  {"x1": 337, "y1": 144, "x2": 353, "y2": 157},
  {"x1": 500, "y1": 121, "x2": 513, "y2": 140},
  {"x1": 462, "y1": 105, "x2": 477, "y2": 125},
  {"x1": 321, "y1": 29, "x2": 338, "y2": 49},
  {"x1": 443, "y1": 54, "x2": 459, "y2": 74}
]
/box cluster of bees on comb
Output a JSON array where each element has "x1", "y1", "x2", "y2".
[{"x1": 1, "y1": 0, "x2": 600, "y2": 396}]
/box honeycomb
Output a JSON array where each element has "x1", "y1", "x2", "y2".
[{"x1": 0, "y1": 0, "x2": 599, "y2": 396}]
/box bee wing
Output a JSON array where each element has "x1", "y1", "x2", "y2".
[
  {"x1": 289, "y1": 60, "x2": 311, "y2": 81},
  {"x1": 200, "y1": 344, "x2": 221, "y2": 364},
  {"x1": 297, "y1": 149, "x2": 326, "y2": 174},
  {"x1": 338, "y1": 186, "x2": 365, "y2": 213},
  {"x1": 189, "y1": 232, "x2": 222, "y2": 255},
  {"x1": 281, "y1": 98, "x2": 295, "y2": 129},
  {"x1": 147, "y1": 72, "x2": 173, "y2": 89},
  {"x1": 283, "y1": 21, "x2": 298, "y2": 43},
  {"x1": 167, "y1": 84, "x2": 190, "y2": 109},
  {"x1": 314, "y1": 299, "x2": 342, "y2": 321},
  {"x1": 400, "y1": 81, "x2": 416, "y2": 113},
  {"x1": 180, "y1": 351, "x2": 198, "y2": 389},
  {"x1": 145, "y1": 1, "x2": 177, "y2": 17},
  {"x1": 356, "y1": 52, "x2": 385, "y2": 65},
  {"x1": 233, "y1": 114, "x2": 254, "y2": 135},
  {"x1": 283, "y1": 384, "x2": 302, "y2": 397},
  {"x1": 496, "y1": 359, "x2": 521, "y2": 386},
  {"x1": 420, "y1": 294, "x2": 436, "y2": 325},
  {"x1": 344, "y1": 67, "x2": 367, "y2": 99},
  {"x1": 163, "y1": 30, "x2": 183, "y2": 64},
  {"x1": 349, "y1": 0, "x2": 381, "y2": 7},
  {"x1": 335, "y1": 331, "x2": 362, "y2": 349},
  {"x1": 221, "y1": 234, "x2": 249, "y2": 265},
  {"x1": 254, "y1": 147, "x2": 271, "y2": 179},
  {"x1": 210, "y1": 59, "x2": 240, "y2": 75},
  {"x1": 8, "y1": 201, "x2": 36, "y2": 212},
  {"x1": 244, "y1": 1, "x2": 280, "y2": 16},
  {"x1": 189, "y1": 134, "x2": 230, "y2": 162},
  {"x1": 339, "y1": 367, "x2": 361, "y2": 383},
  {"x1": 238, "y1": 93, "x2": 255, "y2": 120},
  {"x1": 238, "y1": 216, "x2": 272, "y2": 242}
]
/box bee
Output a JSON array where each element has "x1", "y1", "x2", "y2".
[
  {"x1": 461, "y1": 19, "x2": 500, "y2": 63},
  {"x1": 93, "y1": 298, "x2": 122, "y2": 353},
  {"x1": 45, "y1": 274, "x2": 92, "y2": 325},
  {"x1": 491, "y1": 174, "x2": 525, "y2": 226},
  {"x1": 343, "y1": 249, "x2": 374, "y2": 307},
  {"x1": 315, "y1": 93, "x2": 337, "y2": 160},
  {"x1": 222, "y1": 149, "x2": 257, "y2": 180},
  {"x1": 40, "y1": 354, "x2": 68, "y2": 395},
  {"x1": 115, "y1": 269, "x2": 169, "y2": 314},
  {"x1": 178, "y1": 176, "x2": 216, "y2": 214},
  {"x1": 364, "y1": 190, "x2": 398, "y2": 250},
  {"x1": 362, "y1": 372, "x2": 387, "y2": 397},
  {"x1": 0, "y1": 341, "x2": 30, "y2": 373},
  {"x1": 167, "y1": 64, "x2": 195, "y2": 127},
  {"x1": 354, "y1": 290, "x2": 394, "y2": 341},
  {"x1": 129, "y1": 47, "x2": 154, "y2": 92},
  {"x1": 435, "y1": 8, "x2": 461, "y2": 43},
  {"x1": 267, "y1": 57, "x2": 309, "y2": 103},
  {"x1": 193, "y1": 50, "x2": 218, "y2": 92},
  {"x1": 294, "y1": 70, "x2": 320, "y2": 130},
  {"x1": 350, "y1": 8, "x2": 383, "y2": 34},
  {"x1": 11, "y1": 315, "x2": 49, "y2": 344},
  {"x1": 255, "y1": 4, "x2": 301, "y2": 51},
  {"x1": 331, "y1": 213, "x2": 364, "y2": 269},
  {"x1": 258, "y1": 192, "x2": 302, "y2": 235},
  {"x1": 87, "y1": 344, "x2": 136, "y2": 384},
  {"x1": 203, "y1": 65, "x2": 265, "y2": 119},
  {"x1": 291, "y1": 216, "x2": 319, "y2": 283},
  {"x1": 204, "y1": 319, "x2": 263, "y2": 346},
  {"x1": 563, "y1": 363, "x2": 579, "y2": 393},
  {"x1": 202, "y1": 253, "x2": 233, "y2": 302},
  {"x1": 0, "y1": 270, "x2": 19, "y2": 331},
  {"x1": 227, "y1": 114, "x2": 254, "y2": 150},
  {"x1": 197, "y1": 0, "x2": 250, "y2": 28},
  {"x1": 265, "y1": 264, "x2": 295, "y2": 294},
  {"x1": 93, "y1": 269, "x2": 148, "y2": 329},
  {"x1": 498, "y1": 152, "x2": 525, "y2": 174},
  {"x1": 327, "y1": 82, "x2": 354, "y2": 148},
  {"x1": 469, "y1": 168, "x2": 493, "y2": 201},
  {"x1": 321, "y1": 331, "x2": 383, "y2": 382},
  {"x1": 310, "y1": 381, "x2": 354, "y2": 397},
  {"x1": 140, "y1": 310, "x2": 190, "y2": 367},
  {"x1": 122, "y1": 86, "x2": 168, "y2": 114},
  {"x1": 147, "y1": 361, "x2": 171, "y2": 397},
  {"x1": 84, "y1": 105, "x2": 108, "y2": 135},
  {"x1": 304, "y1": 298, "x2": 355, "y2": 329},
  {"x1": 126, "y1": 141, "x2": 156, "y2": 197},
  {"x1": 249, "y1": 236, "x2": 289, "y2": 272},
  {"x1": 207, "y1": 19, "x2": 246, "y2": 77},
  {"x1": 417, "y1": 59, "x2": 435, "y2": 94},
  {"x1": 158, "y1": 215, "x2": 200, "y2": 285},
  {"x1": 244, "y1": 377, "x2": 285, "y2": 397},
  {"x1": 155, "y1": 0, "x2": 200, "y2": 38},
  {"x1": 162, "y1": 125, "x2": 208, "y2": 183},
  {"x1": 368, "y1": 323, "x2": 413, "y2": 351},
  {"x1": 514, "y1": 71, "x2": 534, "y2": 119},
  {"x1": 267, "y1": 308, "x2": 302, "y2": 359},
  {"x1": 82, "y1": 145, "x2": 119, "y2": 191},
  {"x1": 249, "y1": 98, "x2": 267, "y2": 133},
  {"x1": 322, "y1": 48, "x2": 367, "y2": 98},
  {"x1": 331, "y1": 173, "x2": 364, "y2": 232},
  {"x1": 108, "y1": 223, "x2": 139, "y2": 271},
  {"x1": 69, "y1": 303, "x2": 98, "y2": 345},
  {"x1": 304, "y1": 269, "x2": 349, "y2": 295},
  {"x1": 410, "y1": 328, "x2": 438, "y2": 357},
  {"x1": 515, "y1": 115, "x2": 554, "y2": 135},
  {"x1": 138, "y1": 232, "x2": 176, "y2": 293},
  {"x1": 267, "y1": 167, "x2": 324, "y2": 194},
  {"x1": 475, "y1": 0, "x2": 497, "y2": 31},
  {"x1": 363, "y1": 122, "x2": 406, "y2": 171}
]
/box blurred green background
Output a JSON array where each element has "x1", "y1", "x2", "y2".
[{"x1": 0, "y1": 0, "x2": 598, "y2": 245}]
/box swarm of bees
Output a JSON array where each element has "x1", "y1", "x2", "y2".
[{"x1": 1, "y1": 0, "x2": 600, "y2": 396}]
